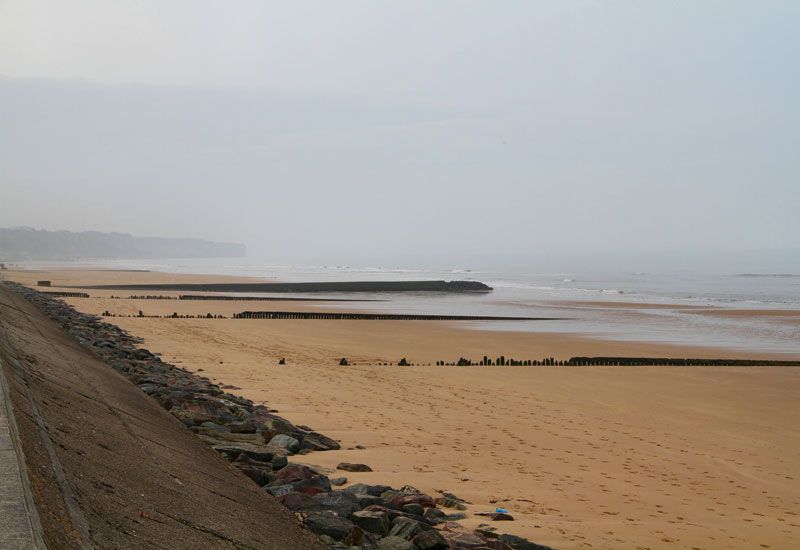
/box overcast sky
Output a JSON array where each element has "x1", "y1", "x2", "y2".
[{"x1": 1, "y1": 1, "x2": 797, "y2": 268}]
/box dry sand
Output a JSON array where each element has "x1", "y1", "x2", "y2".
[{"x1": 5, "y1": 268, "x2": 800, "y2": 549}]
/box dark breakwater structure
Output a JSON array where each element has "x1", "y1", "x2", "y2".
[
  {"x1": 76, "y1": 279, "x2": 493, "y2": 293},
  {"x1": 4, "y1": 282, "x2": 553, "y2": 550},
  {"x1": 98, "y1": 294, "x2": 384, "y2": 302},
  {"x1": 39, "y1": 291, "x2": 90, "y2": 298},
  {"x1": 234, "y1": 311, "x2": 558, "y2": 321},
  {"x1": 180, "y1": 294, "x2": 383, "y2": 302}
]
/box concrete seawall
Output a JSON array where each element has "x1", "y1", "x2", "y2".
[
  {"x1": 0, "y1": 285, "x2": 323, "y2": 549},
  {"x1": 0, "y1": 348, "x2": 44, "y2": 549}
]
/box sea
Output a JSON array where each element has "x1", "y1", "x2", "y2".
[{"x1": 15, "y1": 258, "x2": 800, "y2": 355}]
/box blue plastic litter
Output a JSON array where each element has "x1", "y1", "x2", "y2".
[{"x1": 495, "y1": 507, "x2": 509, "y2": 514}]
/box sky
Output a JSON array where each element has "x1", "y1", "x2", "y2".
[{"x1": 1, "y1": 1, "x2": 798, "y2": 269}]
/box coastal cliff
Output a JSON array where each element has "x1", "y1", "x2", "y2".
[{"x1": 0, "y1": 227, "x2": 246, "y2": 260}]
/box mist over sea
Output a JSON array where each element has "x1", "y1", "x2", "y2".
[{"x1": 18, "y1": 257, "x2": 800, "y2": 355}]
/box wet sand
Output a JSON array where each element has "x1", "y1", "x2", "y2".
[{"x1": 4, "y1": 268, "x2": 800, "y2": 549}]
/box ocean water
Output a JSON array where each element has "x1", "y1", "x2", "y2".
[{"x1": 19, "y1": 258, "x2": 800, "y2": 355}]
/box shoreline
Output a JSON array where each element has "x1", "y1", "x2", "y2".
[{"x1": 4, "y1": 268, "x2": 800, "y2": 363}]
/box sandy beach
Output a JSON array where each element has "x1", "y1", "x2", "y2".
[{"x1": 5, "y1": 268, "x2": 800, "y2": 549}]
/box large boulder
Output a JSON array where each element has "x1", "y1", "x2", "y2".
[
  {"x1": 170, "y1": 395, "x2": 237, "y2": 426},
  {"x1": 196, "y1": 428, "x2": 263, "y2": 443},
  {"x1": 212, "y1": 443, "x2": 274, "y2": 462},
  {"x1": 302, "y1": 512, "x2": 355, "y2": 542},
  {"x1": 234, "y1": 463, "x2": 275, "y2": 486},
  {"x1": 275, "y1": 464, "x2": 316, "y2": 483},
  {"x1": 277, "y1": 491, "x2": 313, "y2": 510},
  {"x1": 386, "y1": 493, "x2": 436, "y2": 509},
  {"x1": 271, "y1": 455, "x2": 288, "y2": 470},
  {"x1": 351, "y1": 510, "x2": 391, "y2": 536},
  {"x1": 360, "y1": 505, "x2": 435, "y2": 526},
  {"x1": 443, "y1": 532, "x2": 486, "y2": 549},
  {"x1": 376, "y1": 535, "x2": 416, "y2": 550},
  {"x1": 260, "y1": 414, "x2": 298, "y2": 440},
  {"x1": 435, "y1": 495, "x2": 468, "y2": 511},
  {"x1": 344, "y1": 483, "x2": 392, "y2": 496},
  {"x1": 300, "y1": 431, "x2": 341, "y2": 451},
  {"x1": 402, "y1": 503, "x2": 425, "y2": 517},
  {"x1": 268, "y1": 434, "x2": 300, "y2": 454},
  {"x1": 412, "y1": 529, "x2": 448, "y2": 550},
  {"x1": 354, "y1": 493, "x2": 384, "y2": 509},
  {"x1": 298, "y1": 491, "x2": 360, "y2": 518},
  {"x1": 266, "y1": 475, "x2": 331, "y2": 497},
  {"x1": 388, "y1": 516, "x2": 426, "y2": 540},
  {"x1": 423, "y1": 508, "x2": 446, "y2": 524}
]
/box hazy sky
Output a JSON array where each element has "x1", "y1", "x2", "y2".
[{"x1": 1, "y1": 1, "x2": 798, "y2": 268}]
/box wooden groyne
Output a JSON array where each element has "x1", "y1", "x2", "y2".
[
  {"x1": 77, "y1": 280, "x2": 493, "y2": 293},
  {"x1": 233, "y1": 311, "x2": 555, "y2": 321},
  {"x1": 565, "y1": 356, "x2": 800, "y2": 366},
  {"x1": 430, "y1": 356, "x2": 800, "y2": 367}
]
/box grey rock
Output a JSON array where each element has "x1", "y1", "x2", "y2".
[
  {"x1": 331, "y1": 477, "x2": 348, "y2": 486},
  {"x1": 261, "y1": 414, "x2": 297, "y2": 439},
  {"x1": 265, "y1": 475, "x2": 332, "y2": 496},
  {"x1": 411, "y1": 529, "x2": 448, "y2": 550},
  {"x1": 351, "y1": 510, "x2": 390, "y2": 536},
  {"x1": 376, "y1": 536, "x2": 415, "y2": 550},
  {"x1": 422, "y1": 508, "x2": 446, "y2": 524},
  {"x1": 197, "y1": 429, "x2": 263, "y2": 443},
  {"x1": 301, "y1": 431, "x2": 341, "y2": 451},
  {"x1": 212, "y1": 443, "x2": 274, "y2": 462},
  {"x1": 388, "y1": 516, "x2": 425, "y2": 540},
  {"x1": 271, "y1": 455, "x2": 288, "y2": 470},
  {"x1": 401, "y1": 503, "x2": 424, "y2": 516},
  {"x1": 434, "y1": 496, "x2": 467, "y2": 511},
  {"x1": 299, "y1": 491, "x2": 361, "y2": 518},
  {"x1": 268, "y1": 434, "x2": 301, "y2": 453},
  {"x1": 200, "y1": 421, "x2": 230, "y2": 432},
  {"x1": 303, "y1": 512, "x2": 355, "y2": 541},
  {"x1": 344, "y1": 483, "x2": 392, "y2": 496},
  {"x1": 355, "y1": 494, "x2": 383, "y2": 509}
]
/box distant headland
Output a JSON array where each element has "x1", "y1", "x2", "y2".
[{"x1": 0, "y1": 227, "x2": 246, "y2": 260}]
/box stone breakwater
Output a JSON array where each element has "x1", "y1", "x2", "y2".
[
  {"x1": 105, "y1": 294, "x2": 383, "y2": 302},
  {"x1": 4, "y1": 282, "x2": 553, "y2": 550},
  {"x1": 76, "y1": 280, "x2": 494, "y2": 293}
]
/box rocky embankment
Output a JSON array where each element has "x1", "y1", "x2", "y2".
[{"x1": 5, "y1": 282, "x2": 552, "y2": 550}]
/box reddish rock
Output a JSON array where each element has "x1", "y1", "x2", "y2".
[
  {"x1": 275, "y1": 463, "x2": 316, "y2": 483},
  {"x1": 390, "y1": 493, "x2": 436, "y2": 509},
  {"x1": 277, "y1": 491, "x2": 312, "y2": 510}
]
